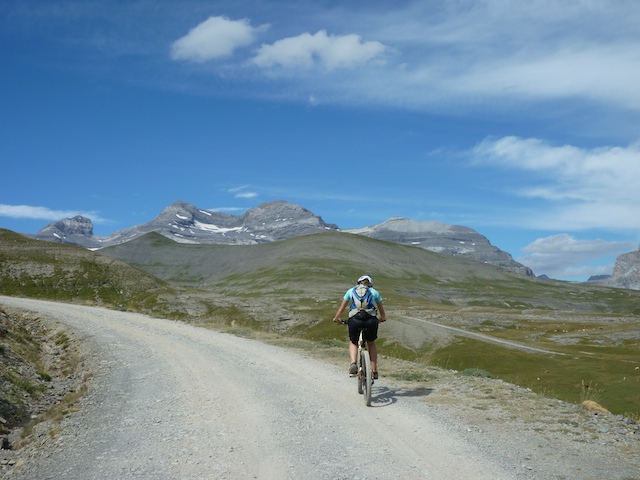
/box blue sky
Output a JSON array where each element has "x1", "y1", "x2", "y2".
[{"x1": 1, "y1": 0, "x2": 639, "y2": 281}]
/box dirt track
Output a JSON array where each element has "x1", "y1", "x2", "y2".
[
  {"x1": 0, "y1": 297, "x2": 513, "y2": 479},
  {"x1": 2, "y1": 296, "x2": 639, "y2": 479}
]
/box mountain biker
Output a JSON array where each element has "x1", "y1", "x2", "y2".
[{"x1": 332, "y1": 275, "x2": 387, "y2": 379}]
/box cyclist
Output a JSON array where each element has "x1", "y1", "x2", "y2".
[{"x1": 333, "y1": 275, "x2": 387, "y2": 379}]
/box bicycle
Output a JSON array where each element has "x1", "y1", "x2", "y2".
[{"x1": 341, "y1": 320, "x2": 373, "y2": 406}]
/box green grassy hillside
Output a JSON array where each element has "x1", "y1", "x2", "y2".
[
  {"x1": 100, "y1": 231, "x2": 640, "y2": 315},
  {"x1": 0, "y1": 229, "x2": 191, "y2": 318}
]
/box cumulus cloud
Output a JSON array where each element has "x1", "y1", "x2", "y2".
[
  {"x1": 171, "y1": 16, "x2": 266, "y2": 62},
  {"x1": 516, "y1": 233, "x2": 634, "y2": 279},
  {"x1": 0, "y1": 204, "x2": 105, "y2": 223},
  {"x1": 170, "y1": 16, "x2": 386, "y2": 71},
  {"x1": 251, "y1": 30, "x2": 387, "y2": 70},
  {"x1": 472, "y1": 137, "x2": 640, "y2": 230}
]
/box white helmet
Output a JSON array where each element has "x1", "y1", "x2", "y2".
[{"x1": 357, "y1": 275, "x2": 373, "y2": 285}]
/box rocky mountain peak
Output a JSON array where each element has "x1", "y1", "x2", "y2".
[
  {"x1": 367, "y1": 217, "x2": 471, "y2": 235},
  {"x1": 240, "y1": 201, "x2": 338, "y2": 240},
  {"x1": 605, "y1": 244, "x2": 640, "y2": 290},
  {"x1": 155, "y1": 200, "x2": 197, "y2": 221},
  {"x1": 40, "y1": 215, "x2": 94, "y2": 237},
  {"x1": 153, "y1": 200, "x2": 236, "y2": 229},
  {"x1": 33, "y1": 216, "x2": 99, "y2": 247},
  {"x1": 347, "y1": 217, "x2": 533, "y2": 276}
]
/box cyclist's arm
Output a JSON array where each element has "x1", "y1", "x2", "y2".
[
  {"x1": 333, "y1": 299, "x2": 349, "y2": 323},
  {"x1": 377, "y1": 301, "x2": 387, "y2": 322}
]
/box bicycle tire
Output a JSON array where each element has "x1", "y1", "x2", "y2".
[
  {"x1": 362, "y1": 350, "x2": 372, "y2": 406},
  {"x1": 357, "y1": 352, "x2": 364, "y2": 394}
]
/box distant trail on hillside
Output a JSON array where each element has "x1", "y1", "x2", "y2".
[
  {"x1": 402, "y1": 315, "x2": 567, "y2": 356},
  {"x1": 1, "y1": 296, "x2": 512, "y2": 479}
]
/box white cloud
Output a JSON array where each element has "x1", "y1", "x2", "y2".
[
  {"x1": 167, "y1": 2, "x2": 638, "y2": 113},
  {"x1": 226, "y1": 185, "x2": 258, "y2": 199},
  {"x1": 472, "y1": 137, "x2": 640, "y2": 230},
  {"x1": 516, "y1": 233, "x2": 634, "y2": 279},
  {"x1": 370, "y1": 0, "x2": 640, "y2": 110},
  {"x1": 521, "y1": 234, "x2": 632, "y2": 256},
  {"x1": 0, "y1": 204, "x2": 105, "y2": 223},
  {"x1": 453, "y1": 45, "x2": 640, "y2": 109},
  {"x1": 209, "y1": 207, "x2": 247, "y2": 213},
  {"x1": 11, "y1": 1, "x2": 640, "y2": 115},
  {"x1": 235, "y1": 192, "x2": 258, "y2": 199},
  {"x1": 171, "y1": 16, "x2": 266, "y2": 62},
  {"x1": 398, "y1": 1, "x2": 640, "y2": 110},
  {"x1": 227, "y1": 185, "x2": 251, "y2": 193},
  {"x1": 251, "y1": 30, "x2": 387, "y2": 70}
]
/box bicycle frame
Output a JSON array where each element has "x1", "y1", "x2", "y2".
[
  {"x1": 340, "y1": 320, "x2": 373, "y2": 406},
  {"x1": 355, "y1": 326, "x2": 373, "y2": 406}
]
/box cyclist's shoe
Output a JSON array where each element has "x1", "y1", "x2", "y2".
[
  {"x1": 373, "y1": 371, "x2": 379, "y2": 380},
  {"x1": 349, "y1": 362, "x2": 357, "y2": 375}
]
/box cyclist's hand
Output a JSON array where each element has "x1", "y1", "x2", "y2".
[
  {"x1": 332, "y1": 317, "x2": 342, "y2": 324},
  {"x1": 380, "y1": 317, "x2": 387, "y2": 322}
]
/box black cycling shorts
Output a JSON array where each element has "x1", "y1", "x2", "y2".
[{"x1": 347, "y1": 315, "x2": 379, "y2": 344}]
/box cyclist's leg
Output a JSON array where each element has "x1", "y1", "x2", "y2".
[
  {"x1": 364, "y1": 316, "x2": 380, "y2": 374},
  {"x1": 349, "y1": 341, "x2": 358, "y2": 364},
  {"x1": 347, "y1": 318, "x2": 359, "y2": 373}
]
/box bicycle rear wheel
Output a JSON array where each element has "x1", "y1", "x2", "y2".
[{"x1": 362, "y1": 350, "x2": 372, "y2": 406}]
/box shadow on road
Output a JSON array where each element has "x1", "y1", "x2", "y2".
[{"x1": 371, "y1": 385, "x2": 435, "y2": 408}]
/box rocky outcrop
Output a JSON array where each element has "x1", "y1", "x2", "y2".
[
  {"x1": 347, "y1": 218, "x2": 534, "y2": 276},
  {"x1": 239, "y1": 201, "x2": 338, "y2": 241},
  {"x1": 133, "y1": 200, "x2": 338, "y2": 244},
  {"x1": 30, "y1": 216, "x2": 103, "y2": 248},
  {"x1": 605, "y1": 245, "x2": 640, "y2": 290},
  {"x1": 0, "y1": 306, "x2": 88, "y2": 453},
  {"x1": 102, "y1": 201, "x2": 245, "y2": 246}
]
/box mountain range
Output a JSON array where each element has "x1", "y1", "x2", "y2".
[
  {"x1": 26, "y1": 200, "x2": 640, "y2": 288},
  {"x1": 31, "y1": 201, "x2": 338, "y2": 248},
  {"x1": 28, "y1": 200, "x2": 532, "y2": 275}
]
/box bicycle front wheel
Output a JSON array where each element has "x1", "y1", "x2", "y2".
[
  {"x1": 362, "y1": 350, "x2": 372, "y2": 406},
  {"x1": 357, "y1": 352, "x2": 364, "y2": 395}
]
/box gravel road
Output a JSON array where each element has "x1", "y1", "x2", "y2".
[{"x1": 2, "y1": 297, "x2": 639, "y2": 479}]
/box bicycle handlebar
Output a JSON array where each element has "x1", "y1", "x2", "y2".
[{"x1": 335, "y1": 318, "x2": 387, "y2": 324}]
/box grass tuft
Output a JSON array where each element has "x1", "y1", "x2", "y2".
[{"x1": 460, "y1": 368, "x2": 494, "y2": 378}]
